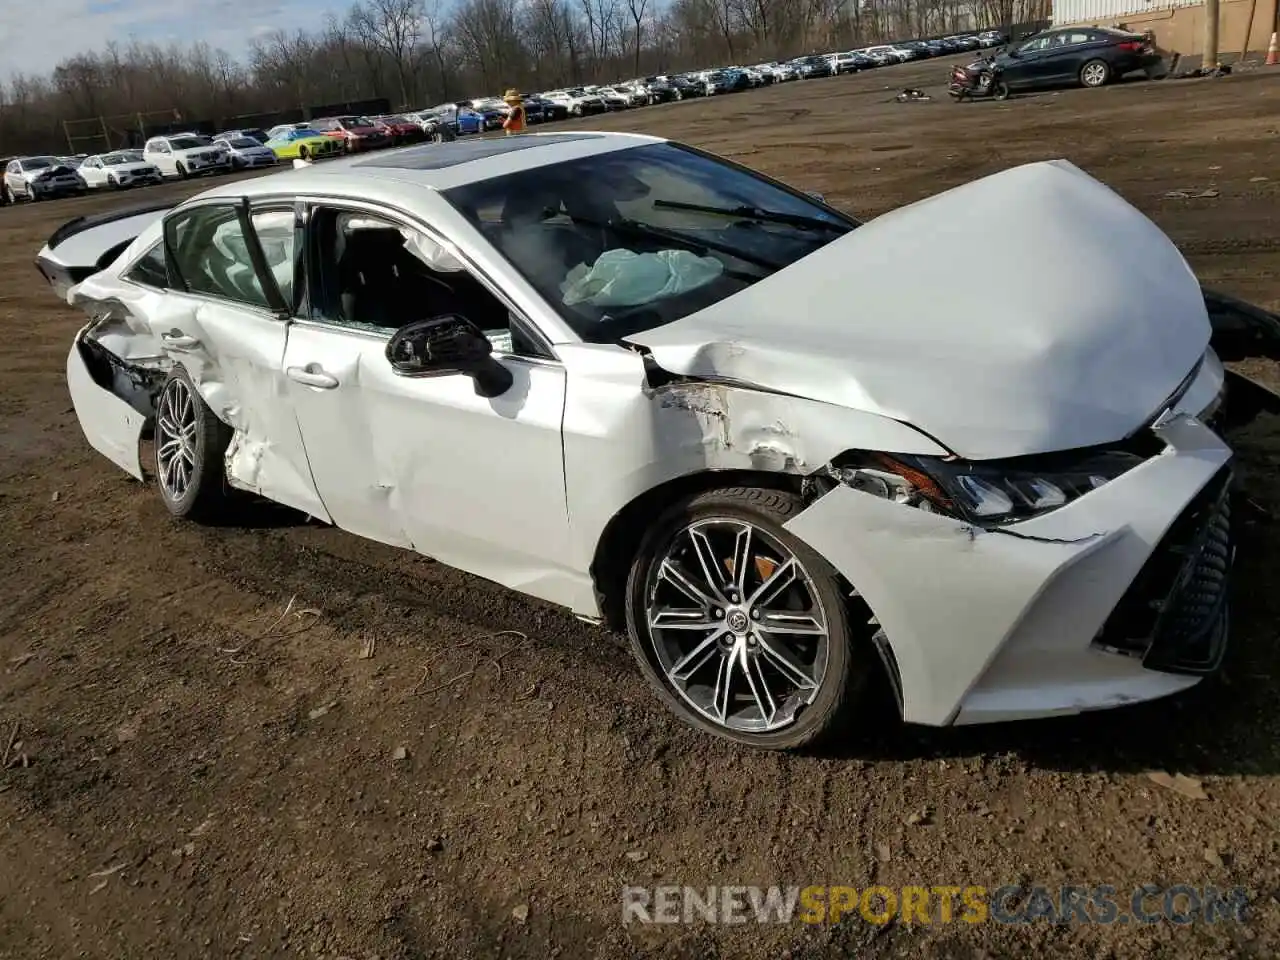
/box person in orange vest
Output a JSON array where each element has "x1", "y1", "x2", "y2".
[{"x1": 502, "y1": 89, "x2": 527, "y2": 135}]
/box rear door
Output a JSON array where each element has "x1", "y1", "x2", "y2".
[{"x1": 158, "y1": 198, "x2": 329, "y2": 519}]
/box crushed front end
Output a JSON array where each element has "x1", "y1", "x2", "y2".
[{"x1": 784, "y1": 397, "x2": 1248, "y2": 727}]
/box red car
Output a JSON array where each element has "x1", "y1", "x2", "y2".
[
  {"x1": 312, "y1": 116, "x2": 391, "y2": 153},
  {"x1": 371, "y1": 115, "x2": 426, "y2": 146}
]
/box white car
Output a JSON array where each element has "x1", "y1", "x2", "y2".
[
  {"x1": 3, "y1": 156, "x2": 86, "y2": 202},
  {"x1": 34, "y1": 132, "x2": 1280, "y2": 749},
  {"x1": 544, "y1": 89, "x2": 608, "y2": 115},
  {"x1": 862, "y1": 45, "x2": 906, "y2": 64},
  {"x1": 78, "y1": 151, "x2": 162, "y2": 190},
  {"x1": 213, "y1": 135, "x2": 279, "y2": 171},
  {"x1": 584, "y1": 85, "x2": 630, "y2": 109},
  {"x1": 143, "y1": 134, "x2": 231, "y2": 179}
]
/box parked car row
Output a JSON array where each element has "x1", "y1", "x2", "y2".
[
  {"x1": 2, "y1": 28, "x2": 1015, "y2": 207},
  {"x1": 0, "y1": 112, "x2": 420, "y2": 204}
]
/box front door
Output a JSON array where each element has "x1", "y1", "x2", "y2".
[{"x1": 282, "y1": 203, "x2": 576, "y2": 606}]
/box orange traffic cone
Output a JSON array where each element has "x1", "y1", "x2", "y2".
[{"x1": 1267, "y1": 31, "x2": 1279, "y2": 65}]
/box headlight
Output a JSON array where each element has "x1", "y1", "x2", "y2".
[{"x1": 827, "y1": 449, "x2": 1147, "y2": 526}]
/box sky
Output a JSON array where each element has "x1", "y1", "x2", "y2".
[{"x1": 0, "y1": 0, "x2": 349, "y2": 79}]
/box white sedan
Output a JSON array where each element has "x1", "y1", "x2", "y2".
[
  {"x1": 35, "y1": 132, "x2": 1280, "y2": 749},
  {"x1": 78, "y1": 151, "x2": 163, "y2": 189}
]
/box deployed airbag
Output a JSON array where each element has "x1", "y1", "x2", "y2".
[{"x1": 561, "y1": 248, "x2": 723, "y2": 309}]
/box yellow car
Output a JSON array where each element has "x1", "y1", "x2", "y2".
[{"x1": 263, "y1": 126, "x2": 344, "y2": 161}]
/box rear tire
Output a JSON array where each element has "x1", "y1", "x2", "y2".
[
  {"x1": 154, "y1": 366, "x2": 233, "y2": 523},
  {"x1": 1080, "y1": 58, "x2": 1111, "y2": 87},
  {"x1": 624, "y1": 486, "x2": 867, "y2": 750},
  {"x1": 298, "y1": 146, "x2": 309, "y2": 160}
]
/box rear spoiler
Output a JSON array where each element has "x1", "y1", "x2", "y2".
[
  {"x1": 46, "y1": 199, "x2": 176, "y2": 251},
  {"x1": 36, "y1": 202, "x2": 174, "y2": 301}
]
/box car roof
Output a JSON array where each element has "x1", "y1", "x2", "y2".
[{"x1": 190, "y1": 131, "x2": 663, "y2": 201}]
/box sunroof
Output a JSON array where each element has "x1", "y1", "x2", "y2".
[{"x1": 356, "y1": 134, "x2": 604, "y2": 171}]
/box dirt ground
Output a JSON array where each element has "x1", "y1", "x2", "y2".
[{"x1": 3, "y1": 58, "x2": 1280, "y2": 959}]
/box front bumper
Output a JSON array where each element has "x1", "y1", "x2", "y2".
[
  {"x1": 32, "y1": 179, "x2": 83, "y2": 196},
  {"x1": 115, "y1": 173, "x2": 161, "y2": 187},
  {"x1": 785, "y1": 415, "x2": 1234, "y2": 726}
]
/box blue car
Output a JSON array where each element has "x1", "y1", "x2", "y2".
[{"x1": 428, "y1": 105, "x2": 485, "y2": 136}]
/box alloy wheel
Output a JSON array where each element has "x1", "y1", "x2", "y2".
[
  {"x1": 156, "y1": 377, "x2": 198, "y2": 503},
  {"x1": 1082, "y1": 61, "x2": 1108, "y2": 86},
  {"x1": 644, "y1": 518, "x2": 831, "y2": 734}
]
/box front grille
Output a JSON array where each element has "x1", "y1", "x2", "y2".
[{"x1": 1094, "y1": 465, "x2": 1232, "y2": 674}]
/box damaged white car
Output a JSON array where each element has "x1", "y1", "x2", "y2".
[{"x1": 36, "y1": 132, "x2": 1280, "y2": 749}]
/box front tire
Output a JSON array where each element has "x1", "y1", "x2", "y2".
[
  {"x1": 1080, "y1": 58, "x2": 1111, "y2": 88},
  {"x1": 154, "y1": 366, "x2": 233, "y2": 522},
  {"x1": 625, "y1": 486, "x2": 865, "y2": 750},
  {"x1": 992, "y1": 80, "x2": 1011, "y2": 100},
  {"x1": 176, "y1": 162, "x2": 189, "y2": 179}
]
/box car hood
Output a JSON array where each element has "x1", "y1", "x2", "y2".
[
  {"x1": 113, "y1": 162, "x2": 155, "y2": 173},
  {"x1": 623, "y1": 160, "x2": 1209, "y2": 460},
  {"x1": 29, "y1": 166, "x2": 76, "y2": 179}
]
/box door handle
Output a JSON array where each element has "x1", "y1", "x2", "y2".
[
  {"x1": 286, "y1": 365, "x2": 339, "y2": 389},
  {"x1": 160, "y1": 332, "x2": 200, "y2": 349}
]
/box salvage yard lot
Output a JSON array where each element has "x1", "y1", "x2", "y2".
[{"x1": 2, "y1": 58, "x2": 1280, "y2": 959}]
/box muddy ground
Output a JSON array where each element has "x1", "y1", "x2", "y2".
[{"x1": 2, "y1": 58, "x2": 1280, "y2": 959}]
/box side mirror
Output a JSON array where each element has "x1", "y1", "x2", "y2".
[{"x1": 386, "y1": 315, "x2": 513, "y2": 398}]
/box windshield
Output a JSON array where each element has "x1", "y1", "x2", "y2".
[
  {"x1": 443, "y1": 142, "x2": 855, "y2": 342},
  {"x1": 168, "y1": 137, "x2": 207, "y2": 150},
  {"x1": 226, "y1": 137, "x2": 259, "y2": 148},
  {"x1": 338, "y1": 117, "x2": 369, "y2": 129},
  {"x1": 102, "y1": 153, "x2": 136, "y2": 165},
  {"x1": 24, "y1": 157, "x2": 55, "y2": 169}
]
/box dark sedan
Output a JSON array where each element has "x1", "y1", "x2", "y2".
[{"x1": 995, "y1": 27, "x2": 1160, "y2": 91}]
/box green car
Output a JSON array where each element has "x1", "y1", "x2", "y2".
[{"x1": 264, "y1": 127, "x2": 344, "y2": 161}]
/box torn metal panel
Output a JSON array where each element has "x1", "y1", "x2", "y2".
[
  {"x1": 558, "y1": 342, "x2": 949, "y2": 615},
  {"x1": 66, "y1": 328, "x2": 149, "y2": 481},
  {"x1": 61, "y1": 265, "x2": 332, "y2": 523},
  {"x1": 625, "y1": 160, "x2": 1211, "y2": 460},
  {"x1": 784, "y1": 415, "x2": 1232, "y2": 726}
]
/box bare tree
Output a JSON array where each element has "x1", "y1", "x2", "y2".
[
  {"x1": 626, "y1": 0, "x2": 648, "y2": 75},
  {"x1": 349, "y1": 0, "x2": 423, "y2": 107}
]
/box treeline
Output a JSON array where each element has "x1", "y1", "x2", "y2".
[{"x1": 0, "y1": 0, "x2": 1048, "y2": 154}]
